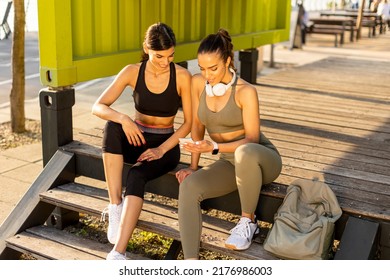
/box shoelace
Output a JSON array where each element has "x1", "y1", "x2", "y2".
[
  {"x1": 100, "y1": 207, "x2": 109, "y2": 222},
  {"x1": 230, "y1": 218, "x2": 253, "y2": 238},
  {"x1": 101, "y1": 198, "x2": 123, "y2": 222}
]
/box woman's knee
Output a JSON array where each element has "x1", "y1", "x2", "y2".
[
  {"x1": 234, "y1": 143, "x2": 259, "y2": 164},
  {"x1": 234, "y1": 143, "x2": 282, "y2": 182},
  {"x1": 102, "y1": 121, "x2": 124, "y2": 154},
  {"x1": 104, "y1": 120, "x2": 122, "y2": 134},
  {"x1": 178, "y1": 176, "x2": 203, "y2": 205},
  {"x1": 124, "y1": 168, "x2": 147, "y2": 198}
]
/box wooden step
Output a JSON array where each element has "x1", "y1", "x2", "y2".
[
  {"x1": 5, "y1": 225, "x2": 147, "y2": 260},
  {"x1": 61, "y1": 139, "x2": 287, "y2": 223},
  {"x1": 39, "y1": 182, "x2": 278, "y2": 260},
  {"x1": 62, "y1": 140, "x2": 390, "y2": 223}
]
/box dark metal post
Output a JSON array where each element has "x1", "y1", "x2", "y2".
[
  {"x1": 269, "y1": 44, "x2": 275, "y2": 68},
  {"x1": 176, "y1": 61, "x2": 188, "y2": 69},
  {"x1": 239, "y1": 48, "x2": 259, "y2": 84},
  {"x1": 39, "y1": 87, "x2": 78, "y2": 229},
  {"x1": 334, "y1": 216, "x2": 379, "y2": 259},
  {"x1": 39, "y1": 87, "x2": 75, "y2": 166}
]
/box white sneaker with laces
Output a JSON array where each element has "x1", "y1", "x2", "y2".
[
  {"x1": 106, "y1": 250, "x2": 127, "y2": 260},
  {"x1": 225, "y1": 217, "x2": 260, "y2": 250},
  {"x1": 101, "y1": 200, "x2": 123, "y2": 244}
]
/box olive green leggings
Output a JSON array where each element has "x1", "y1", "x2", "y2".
[{"x1": 178, "y1": 143, "x2": 282, "y2": 259}]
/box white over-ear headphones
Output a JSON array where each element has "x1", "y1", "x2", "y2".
[{"x1": 205, "y1": 68, "x2": 237, "y2": 97}]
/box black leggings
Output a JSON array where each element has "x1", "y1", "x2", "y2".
[{"x1": 102, "y1": 121, "x2": 180, "y2": 198}]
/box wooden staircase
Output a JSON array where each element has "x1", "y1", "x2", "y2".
[{"x1": 0, "y1": 142, "x2": 278, "y2": 260}]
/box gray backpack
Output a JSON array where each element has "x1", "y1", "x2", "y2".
[{"x1": 263, "y1": 179, "x2": 342, "y2": 260}]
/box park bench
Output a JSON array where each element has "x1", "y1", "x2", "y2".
[
  {"x1": 319, "y1": 10, "x2": 380, "y2": 38},
  {"x1": 352, "y1": 18, "x2": 377, "y2": 37},
  {"x1": 309, "y1": 18, "x2": 355, "y2": 42},
  {"x1": 305, "y1": 18, "x2": 377, "y2": 47},
  {"x1": 306, "y1": 25, "x2": 345, "y2": 47}
]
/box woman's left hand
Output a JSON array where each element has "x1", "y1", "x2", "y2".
[
  {"x1": 181, "y1": 140, "x2": 213, "y2": 154},
  {"x1": 137, "y1": 147, "x2": 164, "y2": 162},
  {"x1": 176, "y1": 168, "x2": 195, "y2": 183}
]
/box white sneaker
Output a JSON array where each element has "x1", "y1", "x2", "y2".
[
  {"x1": 106, "y1": 250, "x2": 127, "y2": 260},
  {"x1": 101, "y1": 200, "x2": 123, "y2": 244},
  {"x1": 225, "y1": 217, "x2": 260, "y2": 250}
]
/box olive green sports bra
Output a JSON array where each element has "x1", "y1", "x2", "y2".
[
  {"x1": 197, "y1": 77, "x2": 244, "y2": 134},
  {"x1": 197, "y1": 78, "x2": 279, "y2": 154}
]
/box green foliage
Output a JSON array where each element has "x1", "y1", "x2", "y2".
[
  {"x1": 75, "y1": 228, "x2": 88, "y2": 237},
  {"x1": 127, "y1": 230, "x2": 174, "y2": 259}
]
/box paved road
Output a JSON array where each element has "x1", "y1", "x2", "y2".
[
  {"x1": 0, "y1": 32, "x2": 131, "y2": 122},
  {"x1": 0, "y1": 32, "x2": 41, "y2": 105}
]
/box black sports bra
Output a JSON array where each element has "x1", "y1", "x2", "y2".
[{"x1": 133, "y1": 61, "x2": 181, "y2": 117}]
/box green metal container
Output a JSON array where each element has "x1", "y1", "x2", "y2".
[{"x1": 38, "y1": 0, "x2": 290, "y2": 87}]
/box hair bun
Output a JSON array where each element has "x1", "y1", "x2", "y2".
[{"x1": 217, "y1": 28, "x2": 231, "y2": 43}]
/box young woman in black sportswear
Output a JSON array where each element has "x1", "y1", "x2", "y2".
[{"x1": 92, "y1": 22, "x2": 192, "y2": 260}]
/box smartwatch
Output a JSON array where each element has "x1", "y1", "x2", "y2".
[{"x1": 211, "y1": 141, "x2": 219, "y2": 155}]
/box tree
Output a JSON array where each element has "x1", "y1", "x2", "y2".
[
  {"x1": 356, "y1": 0, "x2": 366, "y2": 40},
  {"x1": 10, "y1": 0, "x2": 25, "y2": 133}
]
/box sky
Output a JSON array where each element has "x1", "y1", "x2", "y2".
[{"x1": 1, "y1": 0, "x2": 39, "y2": 32}]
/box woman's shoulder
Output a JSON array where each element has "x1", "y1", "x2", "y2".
[
  {"x1": 235, "y1": 77, "x2": 258, "y2": 102},
  {"x1": 191, "y1": 73, "x2": 205, "y2": 84},
  {"x1": 236, "y1": 77, "x2": 256, "y2": 93},
  {"x1": 190, "y1": 73, "x2": 206, "y2": 92},
  {"x1": 121, "y1": 62, "x2": 142, "y2": 74},
  {"x1": 174, "y1": 63, "x2": 192, "y2": 79},
  {"x1": 115, "y1": 63, "x2": 142, "y2": 87}
]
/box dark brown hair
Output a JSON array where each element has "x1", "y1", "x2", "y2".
[
  {"x1": 197, "y1": 28, "x2": 235, "y2": 70},
  {"x1": 141, "y1": 22, "x2": 176, "y2": 62}
]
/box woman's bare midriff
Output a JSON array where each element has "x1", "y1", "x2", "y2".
[
  {"x1": 135, "y1": 111, "x2": 175, "y2": 128},
  {"x1": 209, "y1": 129, "x2": 245, "y2": 143}
]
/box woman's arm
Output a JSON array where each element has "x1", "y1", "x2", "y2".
[
  {"x1": 92, "y1": 64, "x2": 145, "y2": 146},
  {"x1": 175, "y1": 74, "x2": 205, "y2": 183},
  {"x1": 236, "y1": 82, "x2": 260, "y2": 143},
  {"x1": 156, "y1": 65, "x2": 192, "y2": 155},
  {"x1": 188, "y1": 74, "x2": 206, "y2": 170}
]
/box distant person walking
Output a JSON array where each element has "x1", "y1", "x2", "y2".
[
  {"x1": 351, "y1": 0, "x2": 359, "y2": 9},
  {"x1": 298, "y1": 2, "x2": 309, "y2": 45},
  {"x1": 377, "y1": 0, "x2": 390, "y2": 27},
  {"x1": 370, "y1": 0, "x2": 380, "y2": 12}
]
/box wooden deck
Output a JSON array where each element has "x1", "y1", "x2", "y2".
[
  {"x1": 74, "y1": 54, "x2": 390, "y2": 223},
  {"x1": 2, "y1": 35, "x2": 389, "y2": 261},
  {"x1": 256, "y1": 56, "x2": 390, "y2": 222},
  {"x1": 74, "y1": 55, "x2": 390, "y2": 224},
  {"x1": 55, "y1": 33, "x2": 390, "y2": 259}
]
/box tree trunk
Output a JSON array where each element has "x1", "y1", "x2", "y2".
[
  {"x1": 356, "y1": 0, "x2": 366, "y2": 40},
  {"x1": 10, "y1": 0, "x2": 26, "y2": 133}
]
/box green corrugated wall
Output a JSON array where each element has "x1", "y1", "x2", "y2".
[{"x1": 37, "y1": 0, "x2": 290, "y2": 87}]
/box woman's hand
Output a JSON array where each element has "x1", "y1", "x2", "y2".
[
  {"x1": 121, "y1": 116, "x2": 146, "y2": 146},
  {"x1": 137, "y1": 147, "x2": 164, "y2": 162},
  {"x1": 180, "y1": 140, "x2": 213, "y2": 154},
  {"x1": 176, "y1": 168, "x2": 196, "y2": 183}
]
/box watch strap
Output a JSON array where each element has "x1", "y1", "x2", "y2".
[{"x1": 211, "y1": 141, "x2": 219, "y2": 155}]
